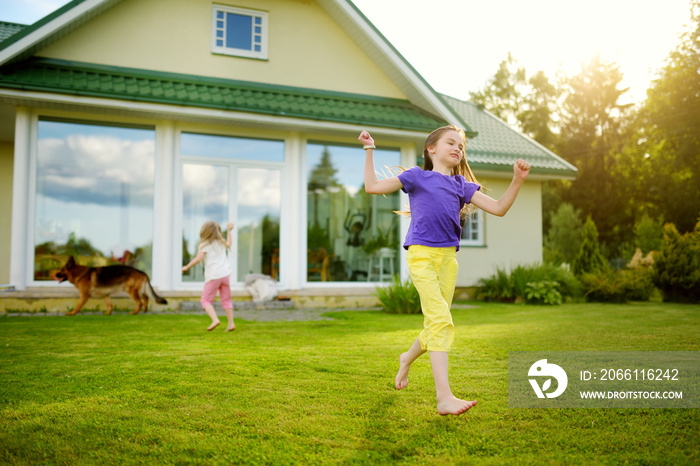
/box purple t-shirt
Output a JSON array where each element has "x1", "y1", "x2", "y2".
[{"x1": 398, "y1": 166, "x2": 480, "y2": 251}]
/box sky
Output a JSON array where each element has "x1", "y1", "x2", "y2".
[{"x1": 2, "y1": 0, "x2": 694, "y2": 104}]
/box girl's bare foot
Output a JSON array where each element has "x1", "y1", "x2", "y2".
[
  {"x1": 225, "y1": 326, "x2": 235, "y2": 332},
  {"x1": 395, "y1": 353, "x2": 411, "y2": 390},
  {"x1": 207, "y1": 321, "x2": 220, "y2": 331},
  {"x1": 436, "y1": 397, "x2": 476, "y2": 416}
]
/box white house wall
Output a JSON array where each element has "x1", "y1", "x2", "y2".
[{"x1": 457, "y1": 177, "x2": 543, "y2": 286}]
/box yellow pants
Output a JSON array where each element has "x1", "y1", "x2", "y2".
[{"x1": 406, "y1": 245, "x2": 458, "y2": 352}]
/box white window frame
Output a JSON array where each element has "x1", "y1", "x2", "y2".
[
  {"x1": 211, "y1": 5, "x2": 268, "y2": 60},
  {"x1": 460, "y1": 210, "x2": 484, "y2": 247},
  {"x1": 174, "y1": 129, "x2": 287, "y2": 290}
]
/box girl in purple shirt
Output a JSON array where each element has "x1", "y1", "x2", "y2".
[{"x1": 359, "y1": 125, "x2": 531, "y2": 416}]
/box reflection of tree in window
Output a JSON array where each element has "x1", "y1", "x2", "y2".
[
  {"x1": 308, "y1": 146, "x2": 340, "y2": 229},
  {"x1": 307, "y1": 146, "x2": 340, "y2": 281},
  {"x1": 261, "y1": 214, "x2": 280, "y2": 277},
  {"x1": 306, "y1": 143, "x2": 400, "y2": 282}
]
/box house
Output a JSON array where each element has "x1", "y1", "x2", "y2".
[{"x1": 0, "y1": 0, "x2": 576, "y2": 311}]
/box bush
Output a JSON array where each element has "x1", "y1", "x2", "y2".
[
  {"x1": 651, "y1": 223, "x2": 700, "y2": 303},
  {"x1": 580, "y1": 268, "x2": 656, "y2": 303},
  {"x1": 476, "y1": 263, "x2": 581, "y2": 304},
  {"x1": 620, "y1": 267, "x2": 656, "y2": 301},
  {"x1": 525, "y1": 281, "x2": 563, "y2": 305},
  {"x1": 510, "y1": 263, "x2": 582, "y2": 300},
  {"x1": 475, "y1": 268, "x2": 514, "y2": 302},
  {"x1": 375, "y1": 275, "x2": 421, "y2": 314},
  {"x1": 580, "y1": 271, "x2": 627, "y2": 303}
]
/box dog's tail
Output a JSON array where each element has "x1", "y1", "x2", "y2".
[{"x1": 143, "y1": 278, "x2": 168, "y2": 305}]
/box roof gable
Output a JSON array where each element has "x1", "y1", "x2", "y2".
[{"x1": 0, "y1": 0, "x2": 120, "y2": 64}]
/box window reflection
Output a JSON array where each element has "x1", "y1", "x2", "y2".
[
  {"x1": 307, "y1": 143, "x2": 400, "y2": 282},
  {"x1": 180, "y1": 132, "x2": 283, "y2": 283},
  {"x1": 181, "y1": 164, "x2": 229, "y2": 282},
  {"x1": 34, "y1": 120, "x2": 155, "y2": 281},
  {"x1": 237, "y1": 168, "x2": 280, "y2": 279},
  {"x1": 181, "y1": 132, "x2": 284, "y2": 162}
]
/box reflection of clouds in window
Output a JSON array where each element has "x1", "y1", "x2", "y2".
[
  {"x1": 182, "y1": 164, "x2": 228, "y2": 219},
  {"x1": 34, "y1": 198, "x2": 76, "y2": 243},
  {"x1": 181, "y1": 132, "x2": 284, "y2": 162},
  {"x1": 183, "y1": 165, "x2": 227, "y2": 199},
  {"x1": 37, "y1": 134, "x2": 155, "y2": 206},
  {"x1": 34, "y1": 121, "x2": 156, "y2": 267},
  {"x1": 238, "y1": 168, "x2": 280, "y2": 210}
]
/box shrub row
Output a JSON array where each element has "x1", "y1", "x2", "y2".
[
  {"x1": 475, "y1": 263, "x2": 582, "y2": 304},
  {"x1": 374, "y1": 221, "x2": 698, "y2": 312}
]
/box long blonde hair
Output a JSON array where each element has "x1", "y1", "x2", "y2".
[
  {"x1": 199, "y1": 221, "x2": 229, "y2": 250},
  {"x1": 395, "y1": 125, "x2": 482, "y2": 220}
]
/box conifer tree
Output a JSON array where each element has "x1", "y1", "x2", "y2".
[{"x1": 572, "y1": 216, "x2": 608, "y2": 276}]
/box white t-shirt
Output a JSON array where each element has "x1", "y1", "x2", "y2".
[{"x1": 199, "y1": 241, "x2": 231, "y2": 282}]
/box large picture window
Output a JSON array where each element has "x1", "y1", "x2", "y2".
[
  {"x1": 34, "y1": 120, "x2": 155, "y2": 281},
  {"x1": 180, "y1": 133, "x2": 282, "y2": 284},
  {"x1": 306, "y1": 143, "x2": 401, "y2": 282},
  {"x1": 181, "y1": 163, "x2": 229, "y2": 283}
]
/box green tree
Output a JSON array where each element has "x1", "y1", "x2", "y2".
[
  {"x1": 652, "y1": 222, "x2": 700, "y2": 303},
  {"x1": 554, "y1": 55, "x2": 634, "y2": 252},
  {"x1": 544, "y1": 203, "x2": 583, "y2": 265},
  {"x1": 518, "y1": 70, "x2": 559, "y2": 150},
  {"x1": 634, "y1": 0, "x2": 700, "y2": 233},
  {"x1": 470, "y1": 53, "x2": 526, "y2": 127},
  {"x1": 470, "y1": 54, "x2": 559, "y2": 149},
  {"x1": 633, "y1": 215, "x2": 665, "y2": 254},
  {"x1": 572, "y1": 216, "x2": 608, "y2": 276}
]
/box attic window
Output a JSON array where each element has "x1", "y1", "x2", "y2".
[{"x1": 212, "y1": 5, "x2": 268, "y2": 60}]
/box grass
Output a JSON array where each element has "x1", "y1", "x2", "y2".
[{"x1": 0, "y1": 301, "x2": 698, "y2": 465}]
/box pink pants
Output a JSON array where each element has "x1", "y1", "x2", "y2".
[{"x1": 200, "y1": 276, "x2": 233, "y2": 310}]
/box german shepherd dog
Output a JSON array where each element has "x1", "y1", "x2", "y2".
[{"x1": 55, "y1": 256, "x2": 167, "y2": 315}]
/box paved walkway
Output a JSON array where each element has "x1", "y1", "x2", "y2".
[
  {"x1": 2, "y1": 303, "x2": 478, "y2": 322},
  {"x1": 2, "y1": 307, "x2": 380, "y2": 322}
]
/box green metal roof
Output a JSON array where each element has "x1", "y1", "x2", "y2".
[
  {"x1": 0, "y1": 0, "x2": 97, "y2": 56},
  {"x1": 443, "y1": 95, "x2": 578, "y2": 178},
  {"x1": 0, "y1": 57, "x2": 448, "y2": 131},
  {"x1": 0, "y1": 22, "x2": 26, "y2": 42}
]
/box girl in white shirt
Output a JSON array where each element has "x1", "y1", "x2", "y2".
[{"x1": 182, "y1": 221, "x2": 236, "y2": 331}]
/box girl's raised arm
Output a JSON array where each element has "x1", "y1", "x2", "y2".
[
  {"x1": 182, "y1": 250, "x2": 205, "y2": 273},
  {"x1": 470, "y1": 159, "x2": 531, "y2": 217},
  {"x1": 359, "y1": 130, "x2": 403, "y2": 195},
  {"x1": 226, "y1": 222, "x2": 234, "y2": 248}
]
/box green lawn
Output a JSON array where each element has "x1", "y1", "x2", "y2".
[{"x1": 1, "y1": 302, "x2": 698, "y2": 465}]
